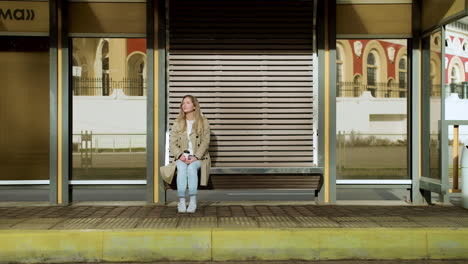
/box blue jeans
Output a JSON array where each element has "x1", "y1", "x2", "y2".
[{"x1": 176, "y1": 160, "x2": 201, "y2": 198}]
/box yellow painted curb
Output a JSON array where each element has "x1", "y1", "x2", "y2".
[
  {"x1": 318, "y1": 229, "x2": 427, "y2": 260},
  {"x1": 211, "y1": 228, "x2": 468, "y2": 261},
  {"x1": 212, "y1": 229, "x2": 320, "y2": 261},
  {"x1": 102, "y1": 229, "x2": 211, "y2": 262},
  {"x1": 1, "y1": 228, "x2": 468, "y2": 262},
  {"x1": 0, "y1": 230, "x2": 103, "y2": 263},
  {"x1": 427, "y1": 229, "x2": 468, "y2": 259}
]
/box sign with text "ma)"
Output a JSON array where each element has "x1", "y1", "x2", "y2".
[
  {"x1": 0, "y1": 8, "x2": 35, "y2": 21},
  {"x1": 0, "y1": 1, "x2": 48, "y2": 33}
]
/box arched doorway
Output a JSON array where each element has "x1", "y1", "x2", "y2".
[{"x1": 126, "y1": 52, "x2": 146, "y2": 96}]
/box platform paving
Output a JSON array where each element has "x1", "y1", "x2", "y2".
[
  {"x1": 40, "y1": 261, "x2": 468, "y2": 264},
  {"x1": 2, "y1": 203, "x2": 468, "y2": 263},
  {"x1": 0, "y1": 203, "x2": 467, "y2": 229}
]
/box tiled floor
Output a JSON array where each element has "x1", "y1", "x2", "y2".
[{"x1": 0, "y1": 203, "x2": 467, "y2": 229}]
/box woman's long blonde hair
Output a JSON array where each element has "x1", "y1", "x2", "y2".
[{"x1": 175, "y1": 95, "x2": 204, "y2": 133}]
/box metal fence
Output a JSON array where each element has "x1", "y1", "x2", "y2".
[
  {"x1": 446, "y1": 82, "x2": 468, "y2": 99},
  {"x1": 337, "y1": 82, "x2": 407, "y2": 98},
  {"x1": 72, "y1": 77, "x2": 147, "y2": 96},
  {"x1": 337, "y1": 82, "x2": 468, "y2": 99},
  {"x1": 72, "y1": 133, "x2": 147, "y2": 153}
]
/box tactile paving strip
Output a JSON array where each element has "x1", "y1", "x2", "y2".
[
  {"x1": 376, "y1": 221, "x2": 423, "y2": 228},
  {"x1": 11, "y1": 218, "x2": 66, "y2": 230},
  {"x1": 256, "y1": 216, "x2": 299, "y2": 228},
  {"x1": 405, "y1": 216, "x2": 444, "y2": 222},
  {"x1": 218, "y1": 217, "x2": 258, "y2": 228},
  {"x1": 95, "y1": 218, "x2": 140, "y2": 229},
  {"x1": 330, "y1": 217, "x2": 371, "y2": 222},
  {"x1": 367, "y1": 216, "x2": 409, "y2": 222},
  {"x1": 177, "y1": 217, "x2": 217, "y2": 228},
  {"x1": 0, "y1": 218, "x2": 27, "y2": 229},
  {"x1": 417, "y1": 221, "x2": 463, "y2": 228},
  {"x1": 136, "y1": 218, "x2": 178, "y2": 229},
  {"x1": 51, "y1": 218, "x2": 102, "y2": 229},
  {"x1": 443, "y1": 217, "x2": 468, "y2": 227},
  {"x1": 339, "y1": 221, "x2": 381, "y2": 228},
  {"x1": 294, "y1": 217, "x2": 340, "y2": 228}
]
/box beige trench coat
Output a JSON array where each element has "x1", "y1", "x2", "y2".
[{"x1": 169, "y1": 117, "x2": 211, "y2": 186}]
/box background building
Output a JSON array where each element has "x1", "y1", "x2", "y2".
[{"x1": 1, "y1": 0, "x2": 468, "y2": 205}]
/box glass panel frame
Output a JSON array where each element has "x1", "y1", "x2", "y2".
[
  {"x1": 70, "y1": 37, "x2": 148, "y2": 182},
  {"x1": 335, "y1": 39, "x2": 410, "y2": 181},
  {"x1": 420, "y1": 27, "x2": 447, "y2": 200}
]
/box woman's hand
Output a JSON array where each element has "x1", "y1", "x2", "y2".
[{"x1": 188, "y1": 156, "x2": 198, "y2": 164}]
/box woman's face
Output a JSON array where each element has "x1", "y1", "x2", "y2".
[{"x1": 182, "y1": 97, "x2": 195, "y2": 114}]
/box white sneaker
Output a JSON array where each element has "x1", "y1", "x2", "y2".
[
  {"x1": 177, "y1": 202, "x2": 186, "y2": 213},
  {"x1": 186, "y1": 202, "x2": 197, "y2": 213}
]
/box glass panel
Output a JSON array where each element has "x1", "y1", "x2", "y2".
[
  {"x1": 0, "y1": 36, "x2": 49, "y2": 180},
  {"x1": 447, "y1": 125, "x2": 467, "y2": 188},
  {"x1": 336, "y1": 39, "x2": 408, "y2": 180},
  {"x1": 445, "y1": 18, "x2": 468, "y2": 187},
  {"x1": 445, "y1": 19, "x2": 468, "y2": 105},
  {"x1": 71, "y1": 38, "x2": 147, "y2": 180},
  {"x1": 429, "y1": 31, "x2": 442, "y2": 180}
]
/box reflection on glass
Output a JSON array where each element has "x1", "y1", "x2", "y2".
[
  {"x1": 445, "y1": 20, "x2": 468, "y2": 100},
  {"x1": 71, "y1": 38, "x2": 147, "y2": 180},
  {"x1": 444, "y1": 19, "x2": 468, "y2": 183},
  {"x1": 0, "y1": 37, "x2": 49, "y2": 180},
  {"x1": 429, "y1": 32, "x2": 442, "y2": 180},
  {"x1": 336, "y1": 39, "x2": 408, "y2": 179}
]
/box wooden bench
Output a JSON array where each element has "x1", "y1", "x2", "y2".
[{"x1": 166, "y1": 166, "x2": 324, "y2": 196}]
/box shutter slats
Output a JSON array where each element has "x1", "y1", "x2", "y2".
[
  {"x1": 210, "y1": 131, "x2": 312, "y2": 136},
  {"x1": 170, "y1": 77, "x2": 313, "y2": 81},
  {"x1": 210, "y1": 146, "x2": 313, "y2": 151},
  {"x1": 211, "y1": 163, "x2": 315, "y2": 167},
  {"x1": 211, "y1": 141, "x2": 313, "y2": 146},
  {"x1": 168, "y1": 60, "x2": 313, "y2": 65},
  {"x1": 209, "y1": 125, "x2": 313, "y2": 130},
  {"x1": 169, "y1": 103, "x2": 313, "y2": 108},
  {"x1": 169, "y1": 97, "x2": 313, "y2": 103},
  {"x1": 167, "y1": 93, "x2": 312, "y2": 98},
  {"x1": 168, "y1": 0, "x2": 316, "y2": 184},
  {"x1": 170, "y1": 71, "x2": 312, "y2": 76},
  {"x1": 170, "y1": 109, "x2": 312, "y2": 114},
  {"x1": 172, "y1": 87, "x2": 311, "y2": 93},
  {"x1": 209, "y1": 136, "x2": 313, "y2": 140},
  {"x1": 212, "y1": 152, "x2": 313, "y2": 157}
]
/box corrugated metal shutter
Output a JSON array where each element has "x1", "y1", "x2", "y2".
[{"x1": 167, "y1": 0, "x2": 318, "y2": 189}]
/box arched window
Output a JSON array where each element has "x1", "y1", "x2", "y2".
[
  {"x1": 450, "y1": 66, "x2": 461, "y2": 96},
  {"x1": 72, "y1": 56, "x2": 80, "y2": 95},
  {"x1": 434, "y1": 36, "x2": 440, "y2": 46},
  {"x1": 386, "y1": 79, "x2": 394, "y2": 98},
  {"x1": 127, "y1": 53, "x2": 146, "y2": 96},
  {"x1": 430, "y1": 60, "x2": 440, "y2": 97},
  {"x1": 367, "y1": 51, "x2": 378, "y2": 96},
  {"x1": 135, "y1": 61, "x2": 145, "y2": 96},
  {"x1": 451, "y1": 66, "x2": 459, "y2": 84},
  {"x1": 336, "y1": 46, "x2": 344, "y2": 97},
  {"x1": 398, "y1": 57, "x2": 407, "y2": 98},
  {"x1": 430, "y1": 60, "x2": 436, "y2": 84},
  {"x1": 101, "y1": 41, "x2": 110, "y2": 96},
  {"x1": 353, "y1": 75, "x2": 362, "y2": 97}
]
